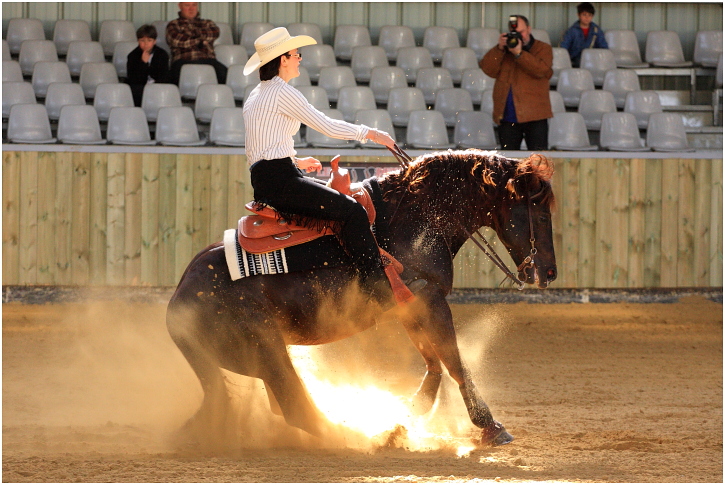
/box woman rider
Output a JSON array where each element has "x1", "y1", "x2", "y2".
[{"x1": 242, "y1": 27, "x2": 424, "y2": 307}]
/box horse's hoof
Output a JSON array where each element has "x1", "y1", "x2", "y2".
[{"x1": 480, "y1": 421, "x2": 514, "y2": 446}]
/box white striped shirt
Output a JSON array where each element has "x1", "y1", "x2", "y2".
[{"x1": 243, "y1": 76, "x2": 370, "y2": 165}]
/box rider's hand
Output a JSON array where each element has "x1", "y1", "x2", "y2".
[
  {"x1": 296, "y1": 157, "x2": 322, "y2": 173},
  {"x1": 367, "y1": 129, "x2": 396, "y2": 149}
]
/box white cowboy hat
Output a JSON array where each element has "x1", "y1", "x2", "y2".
[{"x1": 243, "y1": 27, "x2": 317, "y2": 76}]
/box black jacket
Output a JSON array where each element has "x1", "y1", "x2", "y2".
[{"x1": 126, "y1": 45, "x2": 169, "y2": 84}]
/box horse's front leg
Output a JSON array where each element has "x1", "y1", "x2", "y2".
[{"x1": 409, "y1": 294, "x2": 514, "y2": 446}]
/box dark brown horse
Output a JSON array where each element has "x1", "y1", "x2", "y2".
[{"x1": 166, "y1": 149, "x2": 557, "y2": 446}]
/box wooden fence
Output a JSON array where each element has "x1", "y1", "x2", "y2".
[{"x1": 2, "y1": 150, "x2": 722, "y2": 288}]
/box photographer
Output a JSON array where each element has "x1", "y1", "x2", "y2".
[{"x1": 480, "y1": 15, "x2": 553, "y2": 151}]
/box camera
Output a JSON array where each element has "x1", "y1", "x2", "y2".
[{"x1": 505, "y1": 15, "x2": 522, "y2": 49}]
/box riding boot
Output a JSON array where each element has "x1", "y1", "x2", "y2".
[{"x1": 362, "y1": 270, "x2": 428, "y2": 311}]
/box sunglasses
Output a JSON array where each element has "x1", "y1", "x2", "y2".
[{"x1": 284, "y1": 52, "x2": 302, "y2": 59}]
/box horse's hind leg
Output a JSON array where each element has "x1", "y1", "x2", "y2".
[{"x1": 401, "y1": 318, "x2": 443, "y2": 415}]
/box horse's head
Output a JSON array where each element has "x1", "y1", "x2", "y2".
[{"x1": 491, "y1": 154, "x2": 557, "y2": 288}]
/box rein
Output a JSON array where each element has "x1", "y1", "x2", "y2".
[{"x1": 385, "y1": 144, "x2": 537, "y2": 290}]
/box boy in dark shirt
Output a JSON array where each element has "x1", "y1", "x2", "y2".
[
  {"x1": 126, "y1": 24, "x2": 170, "y2": 107},
  {"x1": 560, "y1": 2, "x2": 609, "y2": 67}
]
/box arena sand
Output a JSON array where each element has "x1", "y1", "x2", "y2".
[{"x1": 2, "y1": 295, "x2": 722, "y2": 482}]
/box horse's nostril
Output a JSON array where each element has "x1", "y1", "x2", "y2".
[{"x1": 547, "y1": 267, "x2": 557, "y2": 281}]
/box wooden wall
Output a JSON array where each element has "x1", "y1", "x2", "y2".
[{"x1": 3, "y1": 150, "x2": 722, "y2": 289}]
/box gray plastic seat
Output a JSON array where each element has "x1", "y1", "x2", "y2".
[
  {"x1": 556, "y1": 68, "x2": 595, "y2": 107},
  {"x1": 3, "y1": 40, "x2": 10, "y2": 61},
  {"x1": 396, "y1": 46, "x2": 434, "y2": 83},
  {"x1": 2, "y1": 81, "x2": 37, "y2": 119},
  {"x1": 406, "y1": 109, "x2": 454, "y2": 149},
  {"x1": 7, "y1": 103, "x2": 56, "y2": 143},
  {"x1": 624, "y1": 91, "x2": 662, "y2": 129},
  {"x1": 693, "y1": 30, "x2": 723, "y2": 67},
  {"x1": 378, "y1": 25, "x2": 416, "y2": 62},
  {"x1": 155, "y1": 106, "x2": 205, "y2": 146},
  {"x1": 336, "y1": 86, "x2": 377, "y2": 122},
  {"x1": 369, "y1": 66, "x2": 408, "y2": 104},
  {"x1": 179, "y1": 63, "x2": 217, "y2": 99},
  {"x1": 441, "y1": 47, "x2": 479, "y2": 84},
  {"x1": 714, "y1": 53, "x2": 723, "y2": 125},
  {"x1": 112, "y1": 41, "x2": 137, "y2": 78},
  {"x1": 19, "y1": 39, "x2": 58, "y2": 76},
  {"x1": 226, "y1": 64, "x2": 259, "y2": 101},
  {"x1": 466, "y1": 27, "x2": 499, "y2": 60},
  {"x1": 306, "y1": 109, "x2": 356, "y2": 148},
  {"x1": 152, "y1": 21, "x2": 170, "y2": 55},
  {"x1": 295, "y1": 86, "x2": 330, "y2": 111},
  {"x1": 57, "y1": 104, "x2": 105, "y2": 144},
  {"x1": 531, "y1": 29, "x2": 551, "y2": 45},
  {"x1": 387, "y1": 87, "x2": 427, "y2": 127},
  {"x1": 66, "y1": 41, "x2": 105, "y2": 76},
  {"x1": 460, "y1": 68, "x2": 495, "y2": 105},
  {"x1": 550, "y1": 47, "x2": 572, "y2": 87},
  {"x1": 334, "y1": 25, "x2": 371, "y2": 61},
  {"x1": 288, "y1": 66, "x2": 311, "y2": 88},
  {"x1": 646, "y1": 112, "x2": 694, "y2": 152},
  {"x1": 300, "y1": 44, "x2": 337, "y2": 83},
  {"x1": 93, "y1": 82, "x2": 134, "y2": 121},
  {"x1": 577, "y1": 90, "x2": 616, "y2": 130},
  {"x1": 141, "y1": 83, "x2": 182, "y2": 121},
  {"x1": 454, "y1": 111, "x2": 497, "y2": 149},
  {"x1": 580, "y1": 49, "x2": 619, "y2": 86},
  {"x1": 434, "y1": 87, "x2": 473, "y2": 126},
  {"x1": 209, "y1": 107, "x2": 246, "y2": 146},
  {"x1": 6, "y1": 18, "x2": 45, "y2": 55},
  {"x1": 645, "y1": 31, "x2": 693, "y2": 68},
  {"x1": 423, "y1": 26, "x2": 460, "y2": 63},
  {"x1": 98, "y1": 20, "x2": 136, "y2": 56},
  {"x1": 549, "y1": 90, "x2": 566, "y2": 113},
  {"x1": 106, "y1": 106, "x2": 155, "y2": 145},
  {"x1": 3, "y1": 60, "x2": 24, "y2": 82},
  {"x1": 215, "y1": 44, "x2": 248, "y2": 68},
  {"x1": 213, "y1": 22, "x2": 234, "y2": 46},
  {"x1": 287, "y1": 23, "x2": 323, "y2": 45},
  {"x1": 599, "y1": 112, "x2": 648, "y2": 151},
  {"x1": 241, "y1": 22, "x2": 274, "y2": 57},
  {"x1": 53, "y1": 19, "x2": 92, "y2": 56},
  {"x1": 351, "y1": 45, "x2": 389, "y2": 83},
  {"x1": 415, "y1": 67, "x2": 454, "y2": 104},
  {"x1": 317, "y1": 66, "x2": 356, "y2": 102},
  {"x1": 353, "y1": 109, "x2": 396, "y2": 147},
  {"x1": 242, "y1": 84, "x2": 258, "y2": 103},
  {"x1": 79, "y1": 62, "x2": 119, "y2": 98},
  {"x1": 480, "y1": 89, "x2": 494, "y2": 116},
  {"x1": 194, "y1": 84, "x2": 235, "y2": 122},
  {"x1": 44, "y1": 82, "x2": 85, "y2": 120},
  {"x1": 604, "y1": 30, "x2": 648, "y2": 68},
  {"x1": 548, "y1": 112, "x2": 597, "y2": 150},
  {"x1": 602, "y1": 69, "x2": 641, "y2": 109}
]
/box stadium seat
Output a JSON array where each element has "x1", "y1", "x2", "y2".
[
  {"x1": 152, "y1": 20, "x2": 170, "y2": 55},
  {"x1": 79, "y1": 62, "x2": 119, "y2": 98},
  {"x1": 214, "y1": 45, "x2": 248, "y2": 68},
  {"x1": 646, "y1": 112, "x2": 694, "y2": 151},
  {"x1": 466, "y1": 27, "x2": 499, "y2": 60},
  {"x1": 336, "y1": 86, "x2": 377, "y2": 122},
  {"x1": 645, "y1": 31, "x2": 693, "y2": 67},
  {"x1": 306, "y1": 109, "x2": 356, "y2": 148},
  {"x1": 415, "y1": 67, "x2": 454, "y2": 104},
  {"x1": 300, "y1": 44, "x2": 337, "y2": 83},
  {"x1": 2, "y1": 81, "x2": 37, "y2": 119},
  {"x1": 112, "y1": 41, "x2": 137, "y2": 78},
  {"x1": 57, "y1": 104, "x2": 105, "y2": 144},
  {"x1": 579, "y1": 48, "x2": 616, "y2": 86},
  {"x1": 288, "y1": 66, "x2": 311, "y2": 88},
  {"x1": 6, "y1": 18, "x2": 45, "y2": 55},
  {"x1": 19, "y1": 39, "x2": 58, "y2": 76},
  {"x1": 460, "y1": 68, "x2": 495, "y2": 105},
  {"x1": 441, "y1": 47, "x2": 479, "y2": 84},
  {"x1": 178, "y1": 64, "x2": 217, "y2": 99},
  {"x1": 549, "y1": 90, "x2": 566, "y2": 114},
  {"x1": 209, "y1": 107, "x2": 246, "y2": 146},
  {"x1": 3, "y1": 60, "x2": 24, "y2": 82},
  {"x1": 353, "y1": 109, "x2": 396, "y2": 147},
  {"x1": 480, "y1": 89, "x2": 494, "y2": 116},
  {"x1": 577, "y1": 90, "x2": 617, "y2": 130},
  {"x1": 602, "y1": 69, "x2": 641, "y2": 109},
  {"x1": 548, "y1": 112, "x2": 597, "y2": 150},
  {"x1": 396, "y1": 46, "x2": 435, "y2": 83},
  {"x1": 194, "y1": 84, "x2": 235, "y2": 123},
  {"x1": 378, "y1": 25, "x2": 416, "y2": 62},
  {"x1": 334, "y1": 25, "x2": 371, "y2": 61},
  {"x1": 53, "y1": 19, "x2": 92, "y2": 56},
  {"x1": 550, "y1": 47, "x2": 572, "y2": 87},
  {"x1": 213, "y1": 22, "x2": 234, "y2": 46},
  {"x1": 226, "y1": 64, "x2": 259, "y2": 101},
  {"x1": 65, "y1": 41, "x2": 105, "y2": 76},
  {"x1": 155, "y1": 106, "x2": 205, "y2": 146},
  {"x1": 406, "y1": 109, "x2": 454, "y2": 149},
  {"x1": 141, "y1": 83, "x2": 182, "y2": 122},
  {"x1": 241, "y1": 22, "x2": 274, "y2": 57},
  {"x1": 454, "y1": 111, "x2": 497, "y2": 149},
  {"x1": 387, "y1": 87, "x2": 427, "y2": 127},
  {"x1": 351, "y1": 45, "x2": 389, "y2": 83},
  {"x1": 3, "y1": 40, "x2": 10, "y2": 61},
  {"x1": 317, "y1": 66, "x2": 357, "y2": 102},
  {"x1": 369, "y1": 66, "x2": 408, "y2": 104},
  {"x1": 423, "y1": 26, "x2": 460, "y2": 63},
  {"x1": 44, "y1": 82, "x2": 85, "y2": 120},
  {"x1": 604, "y1": 30, "x2": 648, "y2": 68},
  {"x1": 106, "y1": 106, "x2": 155, "y2": 145},
  {"x1": 434, "y1": 87, "x2": 474, "y2": 127},
  {"x1": 98, "y1": 20, "x2": 136, "y2": 56},
  {"x1": 295, "y1": 86, "x2": 330, "y2": 111},
  {"x1": 93, "y1": 82, "x2": 134, "y2": 121},
  {"x1": 7, "y1": 103, "x2": 56, "y2": 143},
  {"x1": 693, "y1": 30, "x2": 723, "y2": 67},
  {"x1": 531, "y1": 29, "x2": 551, "y2": 44},
  {"x1": 599, "y1": 112, "x2": 648, "y2": 151},
  {"x1": 713, "y1": 53, "x2": 723, "y2": 125},
  {"x1": 624, "y1": 91, "x2": 663, "y2": 129},
  {"x1": 556, "y1": 68, "x2": 595, "y2": 107},
  {"x1": 287, "y1": 23, "x2": 323, "y2": 45}
]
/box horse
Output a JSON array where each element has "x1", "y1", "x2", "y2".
[{"x1": 166, "y1": 148, "x2": 557, "y2": 447}]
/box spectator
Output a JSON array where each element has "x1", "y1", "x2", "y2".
[
  {"x1": 166, "y1": 2, "x2": 227, "y2": 85},
  {"x1": 560, "y1": 2, "x2": 609, "y2": 67},
  {"x1": 126, "y1": 24, "x2": 169, "y2": 107},
  {"x1": 480, "y1": 15, "x2": 553, "y2": 151}
]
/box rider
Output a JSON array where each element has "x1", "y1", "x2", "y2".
[{"x1": 242, "y1": 27, "x2": 424, "y2": 307}]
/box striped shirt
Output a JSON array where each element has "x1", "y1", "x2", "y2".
[{"x1": 243, "y1": 76, "x2": 370, "y2": 165}]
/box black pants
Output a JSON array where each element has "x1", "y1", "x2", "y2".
[
  {"x1": 250, "y1": 158, "x2": 385, "y2": 286},
  {"x1": 498, "y1": 119, "x2": 549, "y2": 150},
  {"x1": 168, "y1": 58, "x2": 228, "y2": 86},
  {"x1": 128, "y1": 83, "x2": 145, "y2": 107}
]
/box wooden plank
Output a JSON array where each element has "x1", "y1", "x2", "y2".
[
  {"x1": 693, "y1": 159, "x2": 712, "y2": 286},
  {"x1": 106, "y1": 152, "x2": 126, "y2": 286},
  {"x1": 141, "y1": 153, "x2": 160, "y2": 286},
  {"x1": 660, "y1": 159, "x2": 679, "y2": 287},
  {"x1": 36, "y1": 151, "x2": 57, "y2": 284},
  {"x1": 594, "y1": 159, "x2": 614, "y2": 287},
  {"x1": 71, "y1": 152, "x2": 92, "y2": 285},
  {"x1": 611, "y1": 159, "x2": 630, "y2": 287},
  {"x1": 550, "y1": 158, "x2": 564, "y2": 288},
  {"x1": 209, "y1": 154, "x2": 228, "y2": 244},
  {"x1": 55, "y1": 151, "x2": 73, "y2": 285},
  {"x1": 158, "y1": 153, "x2": 177, "y2": 286},
  {"x1": 192, "y1": 153, "x2": 212, "y2": 253},
  {"x1": 2, "y1": 151, "x2": 21, "y2": 284},
  {"x1": 709, "y1": 159, "x2": 723, "y2": 287},
  {"x1": 227, "y1": 154, "x2": 250, "y2": 228},
  {"x1": 627, "y1": 159, "x2": 646, "y2": 287},
  {"x1": 174, "y1": 154, "x2": 194, "y2": 282},
  {"x1": 676, "y1": 159, "x2": 696, "y2": 287},
  {"x1": 18, "y1": 151, "x2": 38, "y2": 285},
  {"x1": 643, "y1": 159, "x2": 662, "y2": 287},
  {"x1": 89, "y1": 153, "x2": 107, "y2": 285},
  {"x1": 562, "y1": 158, "x2": 580, "y2": 288},
  {"x1": 125, "y1": 153, "x2": 143, "y2": 285},
  {"x1": 578, "y1": 158, "x2": 597, "y2": 287}
]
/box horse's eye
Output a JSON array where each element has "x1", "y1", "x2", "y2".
[{"x1": 538, "y1": 215, "x2": 549, "y2": 223}]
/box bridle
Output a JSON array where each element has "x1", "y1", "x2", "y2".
[{"x1": 387, "y1": 144, "x2": 538, "y2": 291}]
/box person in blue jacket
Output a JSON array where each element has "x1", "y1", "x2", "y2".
[{"x1": 560, "y1": 2, "x2": 609, "y2": 67}]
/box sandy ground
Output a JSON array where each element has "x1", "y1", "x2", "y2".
[{"x1": 2, "y1": 294, "x2": 722, "y2": 483}]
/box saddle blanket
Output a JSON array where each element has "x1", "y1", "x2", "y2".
[{"x1": 223, "y1": 228, "x2": 350, "y2": 281}]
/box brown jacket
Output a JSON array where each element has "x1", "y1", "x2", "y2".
[{"x1": 480, "y1": 38, "x2": 553, "y2": 124}]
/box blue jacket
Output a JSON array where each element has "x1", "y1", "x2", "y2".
[{"x1": 560, "y1": 21, "x2": 608, "y2": 67}]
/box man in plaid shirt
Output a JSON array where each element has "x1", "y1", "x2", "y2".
[{"x1": 166, "y1": 2, "x2": 228, "y2": 86}]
